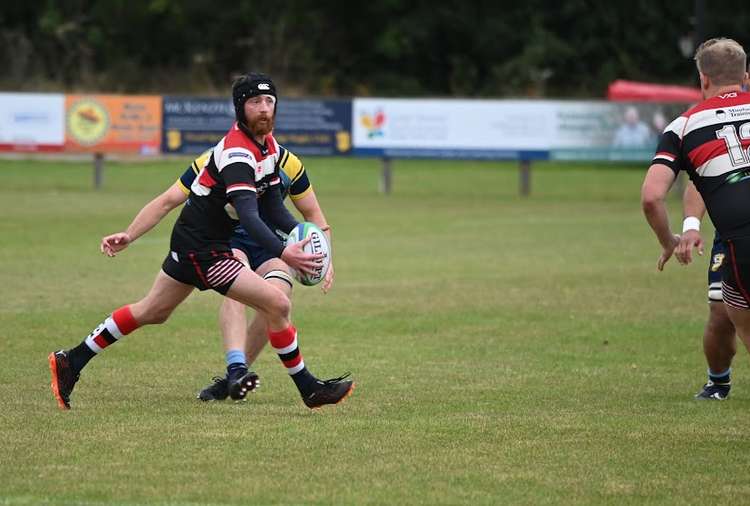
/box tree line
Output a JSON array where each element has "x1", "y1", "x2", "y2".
[{"x1": 1, "y1": 0, "x2": 748, "y2": 98}]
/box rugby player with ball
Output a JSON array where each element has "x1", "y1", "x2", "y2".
[{"x1": 49, "y1": 73, "x2": 354, "y2": 410}]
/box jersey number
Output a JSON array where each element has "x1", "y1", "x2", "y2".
[{"x1": 716, "y1": 123, "x2": 750, "y2": 166}]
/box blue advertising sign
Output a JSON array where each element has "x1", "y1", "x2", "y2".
[
  {"x1": 274, "y1": 99, "x2": 352, "y2": 156},
  {"x1": 163, "y1": 97, "x2": 352, "y2": 156},
  {"x1": 162, "y1": 97, "x2": 233, "y2": 154}
]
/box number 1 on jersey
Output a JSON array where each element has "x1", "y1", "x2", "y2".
[{"x1": 716, "y1": 123, "x2": 750, "y2": 167}]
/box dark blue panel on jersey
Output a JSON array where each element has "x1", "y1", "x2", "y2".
[
  {"x1": 273, "y1": 99, "x2": 352, "y2": 156},
  {"x1": 352, "y1": 147, "x2": 550, "y2": 161},
  {"x1": 162, "y1": 97, "x2": 234, "y2": 154}
]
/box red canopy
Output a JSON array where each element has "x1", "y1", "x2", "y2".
[{"x1": 607, "y1": 79, "x2": 702, "y2": 103}]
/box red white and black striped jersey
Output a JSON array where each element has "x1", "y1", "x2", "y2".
[
  {"x1": 170, "y1": 123, "x2": 282, "y2": 252},
  {"x1": 653, "y1": 91, "x2": 750, "y2": 238}
]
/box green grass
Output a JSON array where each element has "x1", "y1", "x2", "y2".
[{"x1": 1, "y1": 157, "x2": 749, "y2": 505}]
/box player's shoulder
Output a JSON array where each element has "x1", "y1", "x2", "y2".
[
  {"x1": 669, "y1": 91, "x2": 750, "y2": 139},
  {"x1": 192, "y1": 148, "x2": 213, "y2": 173},
  {"x1": 683, "y1": 91, "x2": 750, "y2": 117},
  {"x1": 277, "y1": 144, "x2": 304, "y2": 177}
]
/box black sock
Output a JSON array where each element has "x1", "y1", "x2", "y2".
[
  {"x1": 68, "y1": 342, "x2": 97, "y2": 376},
  {"x1": 292, "y1": 368, "x2": 318, "y2": 397},
  {"x1": 227, "y1": 362, "x2": 247, "y2": 377},
  {"x1": 708, "y1": 368, "x2": 731, "y2": 384}
]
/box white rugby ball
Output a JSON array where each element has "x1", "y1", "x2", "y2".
[{"x1": 286, "y1": 222, "x2": 331, "y2": 286}]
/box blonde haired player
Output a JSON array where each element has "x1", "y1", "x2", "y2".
[{"x1": 642, "y1": 38, "x2": 750, "y2": 399}]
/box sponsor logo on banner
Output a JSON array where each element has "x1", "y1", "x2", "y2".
[
  {"x1": 336, "y1": 131, "x2": 351, "y2": 152},
  {"x1": 65, "y1": 95, "x2": 162, "y2": 153},
  {"x1": 67, "y1": 99, "x2": 110, "y2": 146},
  {"x1": 359, "y1": 109, "x2": 385, "y2": 138}
]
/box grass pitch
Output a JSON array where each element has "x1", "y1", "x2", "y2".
[{"x1": 1, "y1": 157, "x2": 749, "y2": 505}]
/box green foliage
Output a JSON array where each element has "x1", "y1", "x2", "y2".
[{"x1": 1, "y1": 1, "x2": 741, "y2": 97}]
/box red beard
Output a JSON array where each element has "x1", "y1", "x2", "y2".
[{"x1": 248, "y1": 115, "x2": 274, "y2": 137}]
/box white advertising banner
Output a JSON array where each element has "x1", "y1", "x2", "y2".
[
  {"x1": 0, "y1": 93, "x2": 65, "y2": 151},
  {"x1": 352, "y1": 98, "x2": 688, "y2": 160}
]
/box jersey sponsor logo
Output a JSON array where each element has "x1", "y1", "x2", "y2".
[
  {"x1": 725, "y1": 168, "x2": 750, "y2": 184},
  {"x1": 218, "y1": 147, "x2": 255, "y2": 171},
  {"x1": 725, "y1": 105, "x2": 750, "y2": 119},
  {"x1": 719, "y1": 92, "x2": 738, "y2": 99}
]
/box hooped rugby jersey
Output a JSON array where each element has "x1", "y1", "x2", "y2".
[
  {"x1": 176, "y1": 144, "x2": 312, "y2": 202},
  {"x1": 170, "y1": 123, "x2": 284, "y2": 252},
  {"x1": 653, "y1": 91, "x2": 750, "y2": 238}
]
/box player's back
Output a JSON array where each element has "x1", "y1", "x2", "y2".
[{"x1": 665, "y1": 91, "x2": 750, "y2": 238}]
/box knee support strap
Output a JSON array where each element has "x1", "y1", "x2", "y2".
[{"x1": 263, "y1": 269, "x2": 293, "y2": 289}]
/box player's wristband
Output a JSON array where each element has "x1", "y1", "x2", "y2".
[{"x1": 682, "y1": 216, "x2": 701, "y2": 233}]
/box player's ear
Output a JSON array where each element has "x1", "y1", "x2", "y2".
[{"x1": 699, "y1": 72, "x2": 710, "y2": 91}]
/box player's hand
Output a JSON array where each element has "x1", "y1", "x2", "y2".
[
  {"x1": 100, "y1": 232, "x2": 132, "y2": 257},
  {"x1": 657, "y1": 234, "x2": 681, "y2": 271},
  {"x1": 674, "y1": 229, "x2": 704, "y2": 266},
  {"x1": 321, "y1": 262, "x2": 335, "y2": 294},
  {"x1": 281, "y1": 237, "x2": 325, "y2": 276}
]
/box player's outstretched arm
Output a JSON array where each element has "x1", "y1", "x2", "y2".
[
  {"x1": 292, "y1": 190, "x2": 334, "y2": 293},
  {"x1": 641, "y1": 163, "x2": 679, "y2": 271},
  {"x1": 101, "y1": 182, "x2": 187, "y2": 257}
]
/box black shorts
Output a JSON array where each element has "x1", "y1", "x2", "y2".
[
  {"x1": 721, "y1": 236, "x2": 750, "y2": 310},
  {"x1": 162, "y1": 249, "x2": 246, "y2": 295},
  {"x1": 230, "y1": 229, "x2": 277, "y2": 271},
  {"x1": 707, "y1": 234, "x2": 725, "y2": 303}
]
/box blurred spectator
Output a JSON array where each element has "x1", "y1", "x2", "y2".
[
  {"x1": 612, "y1": 106, "x2": 654, "y2": 148},
  {"x1": 651, "y1": 109, "x2": 668, "y2": 134}
]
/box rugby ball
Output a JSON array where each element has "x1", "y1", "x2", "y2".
[{"x1": 286, "y1": 222, "x2": 331, "y2": 286}]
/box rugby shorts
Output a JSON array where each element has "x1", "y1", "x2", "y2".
[
  {"x1": 230, "y1": 229, "x2": 278, "y2": 271},
  {"x1": 162, "y1": 249, "x2": 246, "y2": 295},
  {"x1": 721, "y1": 236, "x2": 750, "y2": 310},
  {"x1": 707, "y1": 234, "x2": 724, "y2": 303}
]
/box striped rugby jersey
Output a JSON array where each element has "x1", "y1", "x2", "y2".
[
  {"x1": 653, "y1": 91, "x2": 750, "y2": 238},
  {"x1": 177, "y1": 144, "x2": 312, "y2": 202},
  {"x1": 170, "y1": 123, "x2": 283, "y2": 252}
]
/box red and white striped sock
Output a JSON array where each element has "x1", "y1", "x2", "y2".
[
  {"x1": 268, "y1": 325, "x2": 305, "y2": 374},
  {"x1": 268, "y1": 325, "x2": 317, "y2": 394},
  {"x1": 68, "y1": 305, "x2": 141, "y2": 375},
  {"x1": 84, "y1": 305, "x2": 140, "y2": 353}
]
